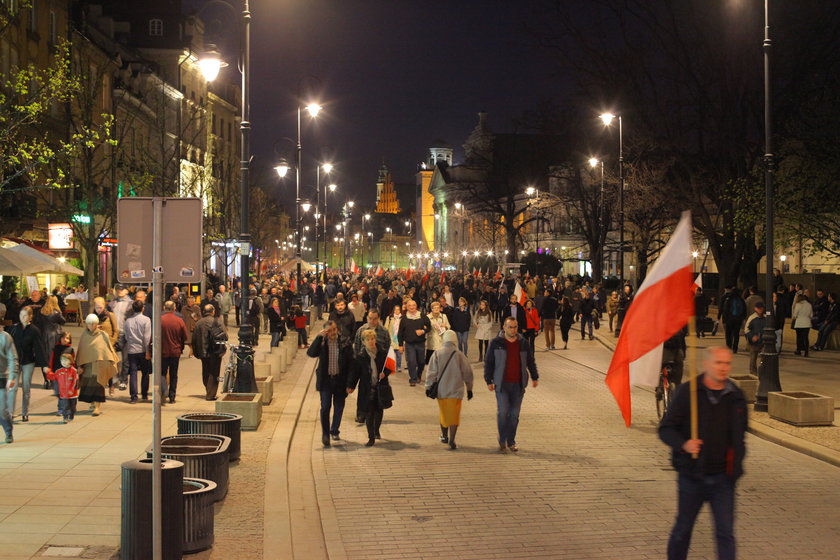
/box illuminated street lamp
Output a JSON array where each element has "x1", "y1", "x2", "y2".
[{"x1": 599, "y1": 111, "x2": 624, "y2": 288}]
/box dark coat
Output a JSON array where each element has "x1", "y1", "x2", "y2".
[
  {"x1": 267, "y1": 305, "x2": 287, "y2": 333},
  {"x1": 500, "y1": 303, "x2": 527, "y2": 333},
  {"x1": 307, "y1": 334, "x2": 353, "y2": 392},
  {"x1": 328, "y1": 309, "x2": 357, "y2": 348},
  {"x1": 449, "y1": 307, "x2": 471, "y2": 333},
  {"x1": 658, "y1": 374, "x2": 747, "y2": 479},
  {"x1": 348, "y1": 347, "x2": 389, "y2": 413}
]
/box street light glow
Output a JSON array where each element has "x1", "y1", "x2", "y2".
[
  {"x1": 454, "y1": 202, "x2": 462, "y2": 210},
  {"x1": 274, "y1": 160, "x2": 290, "y2": 178},
  {"x1": 301, "y1": 202, "x2": 311, "y2": 213},
  {"x1": 588, "y1": 157, "x2": 600, "y2": 168},
  {"x1": 328, "y1": 183, "x2": 337, "y2": 192},
  {"x1": 525, "y1": 187, "x2": 535, "y2": 196},
  {"x1": 462, "y1": 251, "x2": 468, "y2": 256},
  {"x1": 322, "y1": 163, "x2": 333, "y2": 173},
  {"x1": 692, "y1": 251, "x2": 699, "y2": 258},
  {"x1": 599, "y1": 112, "x2": 616, "y2": 126},
  {"x1": 364, "y1": 213, "x2": 371, "y2": 220},
  {"x1": 305, "y1": 103, "x2": 322, "y2": 117},
  {"x1": 347, "y1": 201, "x2": 355, "y2": 208},
  {"x1": 198, "y1": 46, "x2": 226, "y2": 82}
]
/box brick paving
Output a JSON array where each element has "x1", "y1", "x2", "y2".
[{"x1": 304, "y1": 334, "x2": 840, "y2": 559}]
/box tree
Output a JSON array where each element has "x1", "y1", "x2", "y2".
[{"x1": 528, "y1": 0, "x2": 840, "y2": 288}]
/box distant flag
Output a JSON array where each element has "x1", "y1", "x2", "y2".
[
  {"x1": 382, "y1": 346, "x2": 397, "y2": 376},
  {"x1": 525, "y1": 270, "x2": 530, "y2": 279},
  {"x1": 376, "y1": 266, "x2": 384, "y2": 277},
  {"x1": 494, "y1": 268, "x2": 502, "y2": 281},
  {"x1": 605, "y1": 211, "x2": 695, "y2": 426},
  {"x1": 440, "y1": 270, "x2": 446, "y2": 282},
  {"x1": 473, "y1": 267, "x2": 478, "y2": 276},
  {"x1": 692, "y1": 273, "x2": 703, "y2": 294},
  {"x1": 421, "y1": 272, "x2": 429, "y2": 286},
  {"x1": 289, "y1": 276, "x2": 296, "y2": 292},
  {"x1": 513, "y1": 281, "x2": 527, "y2": 306},
  {"x1": 350, "y1": 259, "x2": 360, "y2": 274}
]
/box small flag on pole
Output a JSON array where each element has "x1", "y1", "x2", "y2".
[{"x1": 382, "y1": 346, "x2": 397, "y2": 376}]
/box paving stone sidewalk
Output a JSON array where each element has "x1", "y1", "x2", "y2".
[{"x1": 297, "y1": 333, "x2": 840, "y2": 560}]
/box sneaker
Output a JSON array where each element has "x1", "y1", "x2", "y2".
[
  {"x1": 509, "y1": 444, "x2": 519, "y2": 452},
  {"x1": 62, "y1": 418, "x2": 68, "y2": 424},
  {"x1": 5, "y1": 434, "x2": 12, "y2": 444},
  {"x1": 440, "y1": 434, "x2": 449, "y2": 444},
  {"x1": 119, "y1": 383, "x2": 127, "y2": 390},
  {"x1": 330, "y1": 434, "x2": 340, "y2": 441}
]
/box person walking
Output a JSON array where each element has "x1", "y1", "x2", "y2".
[
  {"x1": 161, "y1": 301, "x2": 188, "y2": 403},
  {"x1": 425, "y1": 330, "x2": 473, "y2": 450},
  {"x1": 743, "y1": 302, "x2": 768, "y2": 375},
  {"x1": 45, "y1": 348, "x2": 79, "y2": 423},
  {"x1": 558, "y1": 296, "x2": 575, "y2": 350},
  {"x1": 181, "y1": 295, "x2": 201, "y2": 358},
  {"x1": 328, "y1": 299, "x2": 356, "y2": 349},
  {"x1": 812, "y1": 292, "x2": 838, "y2": 351},
  {"x1": 0, "y1": 306, "x2": 19, "y2": 443},
  {"x1": 121, "y1": 300, "x2": 152, "y2": 403},
  {"x1": 579, "y1": 291, "x2": 595, "y2": 340},
  {"x1": 523, "y1": 299, "x2": 540, "y2": 352},
  {"x1": 348, "y1": 329, "x2": 391, "y2": 447},
  {"x1": 540, "y1": 290, "x2": 558, "y2": 350},
  {"x1": 398, "y1": 299, "x2": 431, "y2": 387},
  {"x1": 718, "y1": 286, "x2": 747, "y2": 354},
  {"x1": 39, "y1": 296, "x2": 66, "y2": 385},
  {"x1": 500, "y1": 294, "x2": 527, "y2": 335},
  {"x1": 449, "y1": 297, "x2": 472, "y2": 358},
  {"x1": 191, "y1": 304, "x2": 226, "y2": 400},
  {"x1": 267, "y1": 297, "x2": 287, "y2": 348},
  {"x1": 658, "y1": 346, "x2": 747, "y2": 560},
  {"x1": 791, "y1": 293, "x2": 813, "y2": 357},
  {"x1": 308, "y1": 321, "x2": 354, "y2": 446},
  {"x1": 384, "y1": 305, "x2": 404, "y2": 373},
  {"x1": 425, "y1": 301, "x2": 451, "y2": 364},
  {"x1": 216, "y1": 284, "x2": 233, "y2": 328},
  {"x1": 473, "y1": 300, "x2": 493, "y2": 362},
  {"x1": 483, "y1": 317, "x2": 539, "y2": 452},
  {"x1": 8, "y1": 306, "x2": 47, "y2": 422},
  {"x1": 76, "y1": 314, "x2": 119, "y2": 416}
]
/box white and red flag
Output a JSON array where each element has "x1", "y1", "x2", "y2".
[
  {"x1": 350, "y1": 259, "x2": 360, "y2": 274},
  {"x1": 376, "y1": 266, "x2": 384, "y2": 277},
  {"x1": 382, "y1": 346, "x2": 397, "y2": 376},
  {"x1": 513, "y1": 281, "x2": 527, "y2": 306},
  {"x1": 605, "y1": 211, "x2": 695, "y2": 426},
  {"x1": 692, "y1": 272, "x2": 703, "y2": 294}
]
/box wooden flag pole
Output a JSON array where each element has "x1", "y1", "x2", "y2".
[{"x1": 688, "y1": 315, "x2": 698, "y2": 459}]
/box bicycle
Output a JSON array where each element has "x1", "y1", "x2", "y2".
[{"x1": 655, "y1": 361, "x2": 677, "y2": 420}]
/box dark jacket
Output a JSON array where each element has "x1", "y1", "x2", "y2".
[
  {"x1": 500, "y1": 303, "x2": 527, "y2": 333},
  {"x1": 483, "y1": 333, "x2": 539, "y2": 390},
  {"x1": 658, "y1": 374, "x2": 747, "y2": 479},
  {"x1": 267, "y1": 305, "x2": 286, "y2": 334},
  {"x1": 9, "y1": 323, "x2": 47, "y2": 367},
  {"x1": 558, "y1": 302, "x2": 575, "y2": 328},
  {"x1": 397, "y1": 313, "x2": 431, "y2": 345},
  {"x1": 191, "y1": 316, "x2": 224, "y2": 360},
  {"x1": 328, "y1": 309, "x2": 356, "y2": 348},
  {"x1": 719, "y1": 292, "x2": 747, "y2": 323},
  {"x1": 449, "y1": 307, "x2": 472, "y2": 333},
  {"x1": 539, "y1": 295, "x2": 559, "y2": 320},
  {"x1": 348, "y1": 348, "x2": 389, "y2": 413},
  {"x1": 307, "y1": 334, "x2": 353, "y2": 392}
]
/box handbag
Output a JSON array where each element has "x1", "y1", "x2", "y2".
[
  {"x1": 377, "y1": 380, "x2": 394, "y2": 409},
  {"x1": 425, "y1": 351, "x2": 456, "y2": 399}
]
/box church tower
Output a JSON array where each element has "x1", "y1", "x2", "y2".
[
  {"x1": 428, "y1": 140, "x2": 453, "y2": 167},
  {"x1": 375, "y1": 161, "x2": 401, "y2": 214}
]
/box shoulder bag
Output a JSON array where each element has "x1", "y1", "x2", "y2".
[{"x1": 425, "y1": 350, "x2": 456, "y2": 399}]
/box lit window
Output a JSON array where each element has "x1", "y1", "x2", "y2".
[{"x1": 149, "y1": 19, "x2": 163, "y2": 37}]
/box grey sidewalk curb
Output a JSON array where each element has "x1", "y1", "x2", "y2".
[
  {"x1": 593, "y1": 334, "x2": 840, "y2": 469},
  {"x1": 263, "y1": 352, "x2": 319, "y2": 560}
]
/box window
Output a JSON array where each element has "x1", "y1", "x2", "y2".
[
  {"x1": 48, "y1": 10, "x2": 56, "y2": 43},
  {"x1": 28, "y1": 0, "x2": 36, "y2": 32},
  {"x1": 148, "y1": 19, "x2": 163, "y2": 37},
  {"x1": 212, "y1": 114, "x2": 217, "y2": 135}
]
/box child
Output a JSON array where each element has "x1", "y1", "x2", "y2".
[
  {"x1": 46, "y1": 348, "x2": 79, "y2": 423},
  {"x1": 46, "y1": 332, "x2": 72, "y2": 415},
  {"x1": 292, "y1": 305, "x2": 309, "y2": 348}
]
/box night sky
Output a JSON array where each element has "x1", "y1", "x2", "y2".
[{"x1": 203, "y1": 0, "x2": 563, "y2": 211}]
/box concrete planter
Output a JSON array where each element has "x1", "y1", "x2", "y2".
[
  {"x1": 768, "y1": 391, "x2": 834, "y2": 426},
  {"x1": 255, "y1": 375, "x2": 274, "y2": 405},
  {"x1": 253, "y1": 361, "x2": 272, "y2": 380},
  {"x1": 216, "y1": 393, "x2": 262, "y2": 430},
  {"x1": 731, "y1": 374, "x2": 759, "y2": 403},
  {"x1": 267, "y1": 346, "x2": 285, "y2": 374}
]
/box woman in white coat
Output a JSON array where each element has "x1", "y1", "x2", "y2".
[
  {"x1": 791, "y1": 293, "x2": 813, "y2": 357},
  {"x1": 425, "y1": 330, "x2": 473, "y2": 450},
  {"x1": 473, "y1": 300, "x2": 493, "y2": 362}
]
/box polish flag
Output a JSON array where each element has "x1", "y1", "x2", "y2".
[
  {"x1": 494, "y1": 268, "x2": 502, "y2": 281},
  {"x1": 692, "y1": 272, "x2": 703, "y2": 294},
  {"x1": 376, "y1": 266, "x2": 384, "y2": 277},
  {"x1": 351, "y1": 259, "x2": 360, "y2": 274},
  {"x1": 289, "y1": 276, "x2": 296, "y2": 292},
  {"x1": 440, "y1": 270, "x2": 446, "y2": 282},
  {"x1": 382, "y1": 346, "x2": 397, "y2": 376},
  {"x1": 473, "y1": 267, "x2": 478, "y2": 276},
  {"x1": 421, "y1": 272, "x2": 429, "y2": 286},
  {"x1": 513, "y1": 281, "x2": 527, "y2": 306},
  {"x1": 605, "y1": 211, "x2": 695, "y2": 426}
]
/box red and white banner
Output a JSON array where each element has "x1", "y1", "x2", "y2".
[
  {"x1": 513, "y1": 281, "x2": 526, "y2": 306},
  {"x1": 382, "y1": 346, "x2": 397, "y2": 375},
  {"x1": 605, "y1": 211, "x2": 695, "y2": 426}
]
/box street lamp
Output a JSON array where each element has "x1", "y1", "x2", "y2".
[
  {"x1": 600, "y1": 111, "x2": 624, "y2": 288},
  {"x1": 315, "y1": 162, "x2": 333, "y2": 279},
  {"x1": 589, "y1": 157, "x2": 606, "y2": 277},
  {"x1": 753, "y1": 0, "x2": 781, "y2": 412}
]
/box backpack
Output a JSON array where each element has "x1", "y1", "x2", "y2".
[
  {"x1": 730, "y1": 296, "x2": 745, "y2": 319},
  {"x1": 206, "y1": 320, "x2": 228, "y2": 356}
]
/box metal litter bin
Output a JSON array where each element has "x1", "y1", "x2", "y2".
[{"x1": 120, "y1": 458, "x2": 183, "y2": 560}]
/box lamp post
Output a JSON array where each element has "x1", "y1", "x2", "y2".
[
  {"x1": 589, "y1": 157, "x2": 606, "y2": 276},
  {"x1": 362, "y1": 213, "x2": 370, "y2": 267},
  {"x1": 342, "y1": 201, "x2": 354, "y2": 272},
  {"x1": 600, "y1": 112, "x2": 624, "y2": 285},
  {"x1": 315, "y1": 162, "x2": 332, "y2": 280},
  {"x1": 755, "y1": 0, "x2": 781, "y2": 412}
]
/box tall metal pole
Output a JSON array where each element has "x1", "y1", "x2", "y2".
[
  {"x1": 599, "y1": 160, "x2": 605, "y2": 278},
  {"x1": 295, "y1": 107, "x2": 302, "y2": 296},
  {"x1": 151, "y1": 198, "x2": 163, "y2": 560},
  {"x1": 315, "y1": 165, "x2": 320, "y2": 281},
  {"x1": 618, "y1": 116, "x2": 624, "y2": 286},
  {"x1": 323, "y1": 186, "x2": 328, "y2": 274},
  {"x1": 238, "y1": 0, "x2": 251, "y2": 343},
  {"x1": 755, "y1": 0, "x2": 781, "y2": 411}
]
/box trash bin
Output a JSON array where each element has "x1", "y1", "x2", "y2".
[
  {"x1": 148, "y1": 435, "x2": 231, "y2": 501},
  {"x1": 121, "y1": 458, "x2": 184, "y2": 560},
  {"x1": 177, "y1": 412, "x2": 242, "y2": 461},
  {"x1": 183, "y1": 477, "x2": 217, "y2": 554}
]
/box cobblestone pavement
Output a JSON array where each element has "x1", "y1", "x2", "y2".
[{"x1": 302, "y1": 334, "x2": 840, "y2": 560}]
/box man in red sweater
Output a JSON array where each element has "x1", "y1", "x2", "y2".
[{"x1": 161, "y1": 301, "x2": 188, "y2": 403}]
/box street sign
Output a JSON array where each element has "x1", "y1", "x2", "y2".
[{"x1": 117, "y1": 197, "x2": 203, "y2": 283}]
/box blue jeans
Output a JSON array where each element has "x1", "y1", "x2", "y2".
[
  {"x1": 816, "y1": 322, "x2": 837, "y2": 349},
  {"x1": 319, "y1": 380, "x2": 347, "y2": 436},
  {"x1": 456, "y1": 331, "x2": 469, "y2": 357},
  {"x1": 270, "y1": 331, "x2": 283, "y2": 347},
  {"x1": 10, "y1": 362, "x2": 35, "y2": 417},
  {"x1": 128, "y1": 353, "x2": 151, "y2": 400},
  {"x1": 394, "y1": 347, "x2": 403, "y2": 371},
  {"x1": 0, "y1": 387, "x2": 13, "y2": 437},
  {"x1": 668, "y1": 473, "x2": 736, "y2": 560},
  {"x1": 495, "y1": 382, "x2": 525, "y2": 446},
  {"x1": 404, "y1": 341, "x2": 426, "y2": 383},
  {"x1": 580, "y1": 315, "x2": 593, "y2": 338}
]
